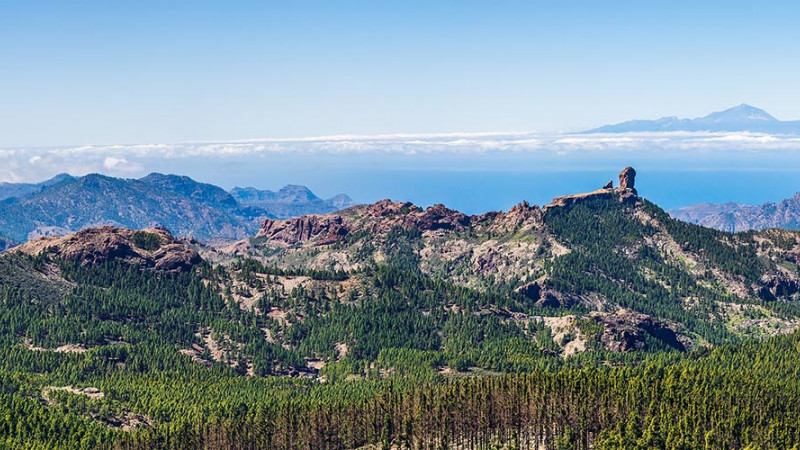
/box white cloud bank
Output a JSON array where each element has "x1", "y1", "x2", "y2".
[{"x1": 3, "y1": 131, "x2": 800, "y2": 183}]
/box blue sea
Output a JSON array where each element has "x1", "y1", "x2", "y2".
[{"x1": 147, "y1": 151, "x2": 800, "y2": 214}]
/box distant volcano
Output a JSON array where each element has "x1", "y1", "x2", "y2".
[{"x1": 585, "y1": 104, "x2": 800, "y2": 134}]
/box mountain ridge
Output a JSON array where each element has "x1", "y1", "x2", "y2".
[
  {"x1": 671, "y1": 192, "x2": 800, "y2": 233},
  {"x1": 0, "y1": 173, "x2": 354, "y2": 243}
]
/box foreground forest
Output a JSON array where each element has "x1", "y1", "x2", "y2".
[{"x1": 3, "y1": 172, "x2": 800, "y2": 449}]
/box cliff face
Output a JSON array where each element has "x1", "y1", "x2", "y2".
[{"x1": 258, "y1": 215, "x2": 350, "y2": 246}]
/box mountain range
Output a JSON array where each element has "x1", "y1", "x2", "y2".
[
  {"x1": 671, "y1": 192, "x2": 800, "y2": 233},
  {"x1": 3, "y1": 167, "x2": 800, "y2": 447},
  {"x1": 585, "y1": 104, "x2": 800, "y2": 134},
  {"x1": 0, "y1": 173, "x2": 353, "y2": 243}
]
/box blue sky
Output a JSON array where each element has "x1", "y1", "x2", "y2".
[{"x1": 2, "y1": 1, "x2": 800, "y2": 146}]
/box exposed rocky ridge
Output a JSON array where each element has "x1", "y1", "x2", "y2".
[
  {"x1": 255, "y1": 200, "x2": 473, "y2": 247},
  {"x1": 9, "y1": 226, "x2": 202, "y2": 272},
  {"x1": 671, "y1": 192, "x2": 800, "y2": 233}
]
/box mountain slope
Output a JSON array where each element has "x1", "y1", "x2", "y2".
[
  {"x1": 0, "y1": 173, "x2": 75, "y2": 201},
  {"x1": 0, "y1": 173, "x2": 354, "y2": 242},
  {"x1": 671, "y1": 192, "x2": 800, "y2": 233},
  {"x1": 585, "y1": 104, "x2": 800, "y2": 133},
  {"x1": 0, "y1": 173, "x2": 255, "y2": 242}
]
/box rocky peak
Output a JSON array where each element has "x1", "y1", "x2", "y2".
[
  {"x1": 363, "y1": 199, "x2": 420, "y2": 218},
  {"x1": 410, "y1": 204, "x2": 471, "y2": 232},
  {"x1": 10, "y1": 226, "x2": 201, "y2": 272},
  {"x1": 508, "y1": 201, "x2": 542, "y2": 218}
]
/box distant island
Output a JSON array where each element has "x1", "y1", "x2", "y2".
[{"x1": 584, "y1": 104, "x2": 800, "y2": 134}]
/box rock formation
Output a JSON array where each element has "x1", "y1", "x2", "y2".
[
  {"x1": 619, "y1": 167, "x2": 636, "y2": 192},
  {"x1": 545, "y1": 167, "x2": 640, "y2": 210},
  {"x1": 10, "y1": 226, "x2": 201, "y2": 272},
  {"x1": 517, "y1": 278, "x2": 576, "y2": 308},
  {"x1": 593, "y1": 311, "x2": 685, "y2": 352},
  {"x1": 257, "y1": 215, "x2": 349, "y2": 246},
  {"x1": 758, "y1": 275, "x2": 800, "y2": 301}
]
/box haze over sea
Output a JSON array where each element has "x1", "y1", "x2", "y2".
[{"x1": 128, "y1": 148, "x2": 800, "y2": 215}]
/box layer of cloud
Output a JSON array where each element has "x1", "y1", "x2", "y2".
[
  {"x1": 103, "y1": 157, "x2": 143, "y2": 173},
  {"x1": 3, "y1": 131, "x2": 800, "y2": 183}
]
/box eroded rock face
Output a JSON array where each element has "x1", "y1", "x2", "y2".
[
  {"x1": 593, "y1": 311, "x2": 685, "y2": 352},
  {"x1": 258, "y1": 215, "x2": 349, "y2": 246},
  {"x1": 11, "y1": 226, "x2": 201, "y2": 272},
  {"x1": 619, "y1": 167, "x2": 636, "y2": 191},
  {"x1": 758, "y1": 275, "x2": 800, "y2": 301},
  {"x1": 407, "y1": 204, "x2": 471, "y2": 232},
  {"x1": 517, "y1": 279, "x2": 577, "y2": 308}
]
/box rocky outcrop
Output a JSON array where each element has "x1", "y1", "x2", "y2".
[
  {"x1": 364, "y1": 201, "x2": 470, "y2": 232},
  {"x1": 10, "y1": 226, "x2": 201, "y2": 272},
  {"x1": 406, "y1": 204, "x2": 470, "y2": 232},
  {"x1": 593, "y1": 311, "x2": 685, "y2": 352},
  {"x1": 619, "y1": 166, "x2": 636, "y2": 192},
  {"x1": 758, "y1": 275, "x2": 800, "y2": 301},
  {"x1": 257, "y1": 215, "x2": 349, "y2": 246},
  {"x1": 363, "y1": 199, "x2": 420, "y2": 218},
  {"x1": 517, "y1": 278, "x2": 577, "y2": 308},
  {"x1": 486, "y1": 201, "x2": 543, "y2": 234},
  {"x1": 545, "y1": 167, "x2": 640, "y2": 210}
]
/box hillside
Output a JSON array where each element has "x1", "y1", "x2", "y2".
[
  {"x1": 671, "y1": 192, "x2": 800, "y2": 233},
  {"x1": 0, "y1": 173, "x2": 354, "y2": 242},
  {"x1": 3, "y1": 167, "x2": 800, "y2": 448}
]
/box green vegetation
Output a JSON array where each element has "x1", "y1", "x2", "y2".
[{"x1": 131, "y1": 231, "x2": 164, "y2": 251}]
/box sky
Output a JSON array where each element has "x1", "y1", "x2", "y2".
[
  {"x1": 2, "y1": 1, "x2": 800, "y2": 213},
  {"x1": 1, "y1": 1, "x2": 799, "y2": 146}
]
